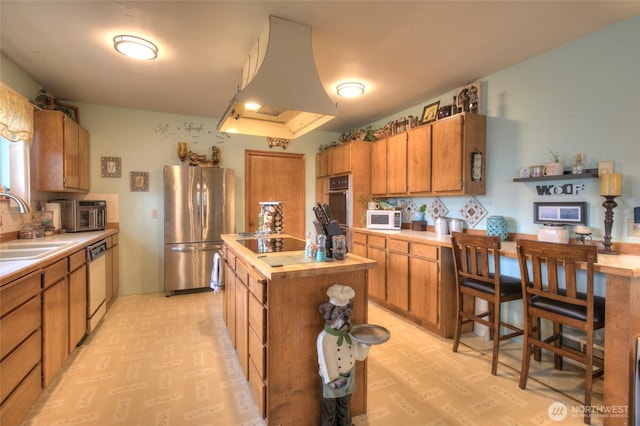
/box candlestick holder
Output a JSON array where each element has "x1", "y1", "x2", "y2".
[{"x1": 600, "y1": 195, "x2": 619, "y2": 255}]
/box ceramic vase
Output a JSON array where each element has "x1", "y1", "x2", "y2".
[{"x1": 487, "y1": 216, "x2": 508, "y2": 241}]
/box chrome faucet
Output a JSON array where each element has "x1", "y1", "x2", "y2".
[{"x1": 1, "y1": 192, "x2": 31, "y2": 213}]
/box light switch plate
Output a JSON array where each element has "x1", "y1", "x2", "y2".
[{"x1": 628, "y1": 219, "x2": 640, "y2": 236}]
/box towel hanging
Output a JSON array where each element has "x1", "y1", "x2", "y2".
[{"x1": 210, "y1": 252, "x2": 223, "y2": 292}]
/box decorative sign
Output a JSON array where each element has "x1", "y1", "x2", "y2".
[{"x1": 535, "y1": 183, "x2": 585, "y2": 195}]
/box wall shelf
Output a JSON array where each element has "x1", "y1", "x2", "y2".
[{"x1": 513, "y1": 168, "x2": 599, "y2": 182}]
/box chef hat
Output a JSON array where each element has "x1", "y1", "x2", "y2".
[{"x1": 326, "y1": 284, "x2": 355, "y2": 307}]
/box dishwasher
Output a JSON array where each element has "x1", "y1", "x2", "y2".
[{"x1": 87, "y1": 239, "x2": 108, "y2": 334}]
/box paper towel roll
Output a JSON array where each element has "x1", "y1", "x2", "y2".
[{"x1": 45, "y1": 202, "x2": 61, "y2": 230}]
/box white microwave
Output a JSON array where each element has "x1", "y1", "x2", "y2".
[{"x1": 366, "y1": 210, "x2": 402, "y2": 230}]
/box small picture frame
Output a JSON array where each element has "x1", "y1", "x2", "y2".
[
  {"x1": 130, "y1": 171, "x2": 149, "y2": 192},
  {"x1": 421, "y1": 101, "x2": 440, "y2": 124},
  {"x1": 533, "y1": 202, "x2": 587, "y2": 225},
  {"x1": 101, "y1": 157, "x2": 121, "y2": 178},
  {"x1": 598, "y1": 160, "x2": 614, "y2": 176}
]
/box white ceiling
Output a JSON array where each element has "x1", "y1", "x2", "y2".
[{"x1": 2, "y1": 1, "x2": 639, "y2": 134}]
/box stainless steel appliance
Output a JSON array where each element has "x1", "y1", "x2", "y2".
[
  {"x1": 327, "y1": 175, "x2": 350, "y2": 230},
  {"x1": 87, "y1": 239, "x2": 108, "y2": 333},
  {"x1": 163, "y1": 166, "x2": 235, "y2": 296},
  {"x1": 56, "y1": 200, "x2": 106, "y2": 232}
]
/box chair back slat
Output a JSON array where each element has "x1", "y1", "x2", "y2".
[
  {"x1": 451, "y1": 232, "x2": 502, "y2": 286},
  {"x1": 516, "y1": 239, "x2": 598, "y2": 310}
]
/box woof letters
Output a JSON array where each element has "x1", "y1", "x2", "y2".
[{"x1": 536, "y1": 183, "x2": 585, "y2": 196}]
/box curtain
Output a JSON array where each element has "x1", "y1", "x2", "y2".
[{"x1": 0, "y1": 82, "x2": 33, "y2": 146}]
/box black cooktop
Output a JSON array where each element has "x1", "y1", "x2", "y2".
[{"x1": 238, "y1": 237, "x2": 306, "y2": 254}]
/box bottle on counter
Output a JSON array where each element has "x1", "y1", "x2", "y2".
[
  {"x1": 316, "y1": 234, "x2": 327, "y2": 261},
  {"x1": 305, "y1": 232, "x2": 314, "y2": 258},
  {"x1": 572, "y1": 153, "x2": 585, "y2": 174}
]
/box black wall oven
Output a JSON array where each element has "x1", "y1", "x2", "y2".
[{"x1": 328, "y1": 175, "x2": 351, "y2": 233}]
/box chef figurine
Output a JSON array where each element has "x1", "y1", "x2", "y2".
[{"x1": 317, "y1": 284, "x2": 370, "y2": 426}]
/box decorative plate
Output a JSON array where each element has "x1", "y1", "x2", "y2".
[
  {"x1": 349, "y1": 324, "x2": 391, "y2": 345},
  {"x1": 427, "y1": 197, "x2": 448, "y2": 222},
  {"x1": 458, "y1": 196, "x2": 487, "y2": 228}
]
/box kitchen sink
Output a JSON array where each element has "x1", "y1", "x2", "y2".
[{"x1": 0, "y1": 241, "x2": 73, "y2": 261}]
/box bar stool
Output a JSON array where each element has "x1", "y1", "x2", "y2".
[
  {"x1": 516, "y1": 240, "x2": 604, "y2": 425},
  {"x1": 450, "y1": 232, "x2": 524, "y2": 375}
]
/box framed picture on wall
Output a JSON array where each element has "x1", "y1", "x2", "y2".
[
  {"x1": 130, "y1": 171, "x2": 149, "y2": 192},
  {"x1": 101, "y1": 157, "x2": 121, "y2": 178},
  {"x1": 533, "y1": 202, "x2": 586, "y2": 225}
]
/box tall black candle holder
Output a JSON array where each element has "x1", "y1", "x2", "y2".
[{"x1": 600, "y1": 195, "x2": 619, "y2": 255}]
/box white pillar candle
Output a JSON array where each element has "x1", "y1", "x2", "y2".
[{"x1": 575, "y1": 225, "x2": 590, "y2": 234}]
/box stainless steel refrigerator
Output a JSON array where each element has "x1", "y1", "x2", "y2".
[{"x1": 163, "y1": 166, "x2": 235, "y2": 295}]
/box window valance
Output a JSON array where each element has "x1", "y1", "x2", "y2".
[{"x1": 0, "y1": 82, "x2": 33, "y2": 146}]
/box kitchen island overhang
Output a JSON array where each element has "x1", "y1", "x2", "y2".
[{"x1": 221, "y1": 233, "x2": 377, "y2": 425}]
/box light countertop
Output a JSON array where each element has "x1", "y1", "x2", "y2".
[
  {"x1": 221, "y1": 233, "x2": 377, "y2": 280},
  {"x1": 354, "y1": 228, "x2": 640, "y2": 278},
  {"x1": 1, "y1": 229, "x2": 118, "y2": 284}
]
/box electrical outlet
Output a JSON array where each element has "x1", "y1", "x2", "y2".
[
  {"x1": 628, "y1": 219, "x2": 640, "y2": 236},
  {"x1": 151, "y1": 209, "x2": 158, "y2": 219}
]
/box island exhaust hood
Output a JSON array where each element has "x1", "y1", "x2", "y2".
[{"x1": 216, "y1": 16, "x2": 337, "y2": 140}]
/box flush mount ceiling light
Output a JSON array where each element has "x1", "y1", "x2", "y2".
[
  {"x1": 336, "y1": 82, "x2": 365, "y2": 98},
  {"x1": 113, "y1": 35, "x2": 158, "y2": 60}
]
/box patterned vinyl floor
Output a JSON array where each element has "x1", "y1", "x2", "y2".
[{"x1": 21, "y1": 292, "x2": 605, "y2": 425}]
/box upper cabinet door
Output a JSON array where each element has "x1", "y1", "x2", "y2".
[
  {"x1": 330, "y1": 143, "x2": 351, "y2": 175},
  {"x1": 407, "y1": 125, "x2": 432, "y2": 194},
  {"x1": 370, "y1": 138, "x2": 387, "y2": 195},
  {"x1": 431, "y1": 115, "x2": 463, "y2": 193},
  {"x1": 386, "y1": 133, "x2": 407, "y2": 195}
]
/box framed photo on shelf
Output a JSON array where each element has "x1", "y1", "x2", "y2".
[
  {"x1": 421, "y1": 101, "x2": 440, "y2": 124},
  {"x1": 101, "y1": 157, "x2": 121, "y2": 178},
  {"x1": 533, "y1": 202, "x2": 586, "y2": 225},
  {"x1": 130, "y1": 171, "x2": 149, "y2": 192},
  {"x1": 598, "y1": 160, "x2": 614, "y2": 176}
]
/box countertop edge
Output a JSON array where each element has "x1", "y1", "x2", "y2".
[
  {"x1": 1, "y1": 229, "x2": 119, "y2": 284},
  {"x1": 222, "y1": 234, "x2": 377, "y2": 280},
  {"x1": 353, "y1": 228, "x2": 640, "y2": 278}
]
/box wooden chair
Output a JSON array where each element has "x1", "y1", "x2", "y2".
[
  {"x1": 516, "y1": 240, "x2": 604, "y2": 425},
  {"x1": 450, "y1": 232, "x2": 523, "y2": 375}
]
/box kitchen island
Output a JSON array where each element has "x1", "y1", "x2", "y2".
[{"x1": 221, "y1": 233, "x2": 377, "y2": 426}]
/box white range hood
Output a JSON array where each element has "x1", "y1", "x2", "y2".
[{"x1": 217, "y1": 16, "x2": 337, "y2": 140}]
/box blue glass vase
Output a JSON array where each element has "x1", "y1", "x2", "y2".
[{"x1": 486, "y1": 216, "x2": 508, "y2": 241}]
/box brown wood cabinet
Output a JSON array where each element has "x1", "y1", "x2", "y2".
[
  {"x1": 31, "y1": 110, "x2": 90, "y2": 192},
  {"x1": 431, "y1": 113, "x2": 486, "y2": 195},
  {"x1": 314, "y1": 141, "x2": 372, "y2": 228},
  {"x1": 41, "y1": 258, "x2": 69, "y2": 387},
  {"x1": 407, "y1": 125, "x2": 432, "y2": 194},
  {"x1": 387, "y1": 238, "x2": 409, "y2": 310},
  {"x1": 370, "y1": 138, "x2": 387, "y2": 195},
  {"x1": 68, "y1": 249, "x2": 87, "y2": 352},
  {"x1": 386, "y1": 133, "x2": 408, "y2": 194},
  {"x1": 0, "y1": 270, "x2": 42, "y2": 426},
  {"x1": 353, "y1": 229, "x2": 458, "y2": 337},
  {"x1": 371, "y1": 113, "x2": 486, "y2": 197},
  {"x1": 105, "y1": 233, "x2": 119, "y2": 305}
]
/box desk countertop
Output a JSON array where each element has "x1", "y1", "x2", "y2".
[{"x1": 353, "y1": 228, "x2": 640, "y2": 278}]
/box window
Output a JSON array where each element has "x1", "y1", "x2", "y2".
[{"x1": 0, "y1": 135, "x2": 30, "y2": 205}]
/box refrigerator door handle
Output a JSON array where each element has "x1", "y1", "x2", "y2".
[{"x1": 169, "y1": 245, "x2": 220, "y2": 252}]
